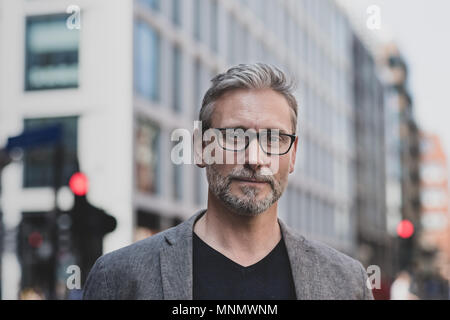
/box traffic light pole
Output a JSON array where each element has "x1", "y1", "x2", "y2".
[
  {"x1": 0, "y1": 170, "x2": 3, "y2": 300},
  {"x1": 50, "y1": 143, "x2": 64, "y2": 300},
  {"x1": 0, "y1": 149, "x2": 12, "y2": 300}
]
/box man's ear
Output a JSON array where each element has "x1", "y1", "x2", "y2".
[
  {"x1": 289, "y1": 136, "x2": 299, "y2": 174},
  {"x1": 193, "y1": 128, "x2": 206, "y2": 168}
]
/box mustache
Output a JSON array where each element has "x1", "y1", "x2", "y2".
[{"x1": 229, "y1": 170, "x2": 275, "y2": 186}]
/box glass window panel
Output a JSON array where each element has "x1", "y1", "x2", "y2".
[
  {"x1": 193, "y1": 0, "x2": 201, "y2": 41},
  {"x1": 134, "y1": 20, "x2": 160, "y2": 102},
  {"x1": 172, "y1": 45, "x2": 182, "y2": 113},
  {"x1": 195, "y1": 166, "x2": 207, "y2": 207},
  {"x1": 210, "y1": 0, "x2": 218, "y2": 53},
  {"x1": 172, "y1": 140, "x2": 183, "y2": 201},
  {"x1": 25, "y1": 14, "x2": 79, "y2": 90},
  {"x1": 172, "y1": 0, "x2": 182, "y2": 26},
  {"x1": 140, "y1": 0, "x2": 160, "y2": 11},
  {"x1": 135, "y1": 119, "x2": 160, "y2": 194},
  {"x1": 23, "y1": 117, "x2": 78, "y2": 188}
]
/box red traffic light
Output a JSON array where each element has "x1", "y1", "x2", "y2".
[
  {"x1": 69, "y1": 172, "x2": 89, "y2": 196},
  {"x1": 28, "y1": 231, "x2": 43, "y2": 248},
  {"x1": 397, "y1": 220, "x2": 414, "y2": 239}
]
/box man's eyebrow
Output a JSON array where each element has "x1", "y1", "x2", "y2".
[{"x1": 219, "y1": 126, "x2": 290, "y2": 134}]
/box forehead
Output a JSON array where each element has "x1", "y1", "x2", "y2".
[{"x1": 211, "y1": 88, "x2": 293, "y2": 132}]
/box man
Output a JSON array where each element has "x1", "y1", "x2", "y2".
[{"x1": 83, "y1": 63, "x2": 374, "y2": 300}]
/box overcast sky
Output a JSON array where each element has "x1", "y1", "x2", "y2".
[{"x1": 339, "y1": 0, "x2": 450, "y2": 167}]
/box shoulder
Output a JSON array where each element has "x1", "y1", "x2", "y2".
[
  {"x1": 82, "y1": 225, "x2": 178, "y2": 300},
  {"x1": 280, "y1": 220, "x2": 372, "y2": 299},
  {"x1": 280, "y1": 220, "x2": 364, "y2": 277},
  {"x1": 83, "y1": 211, "x2": 204, "y2": 299},
  {"x1": 305, "y1": 237, "x2": 365, "y2": 276},
  {"x1": 99, "y1": 228, "x2": 171, "y2": 267},
  {"x1": 303, "y1": 237, "x2": 372, "y2": 299}
]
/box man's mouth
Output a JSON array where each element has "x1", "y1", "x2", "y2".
[{"x1": 233, "y1": 177, "x2": 269, "y2": 184}]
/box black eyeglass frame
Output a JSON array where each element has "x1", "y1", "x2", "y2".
[{"x1": 211, "y1": 127, "x2": 297, "y2": 156}]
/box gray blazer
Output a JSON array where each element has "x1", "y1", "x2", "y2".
[{"x1": 83, "y1": 209, "x2": 374, "y2": 300}]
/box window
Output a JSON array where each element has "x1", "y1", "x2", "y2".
[
  {"x1": 326, "y1": 204, "x2": 333, "y2": 239},
  {"x1": 134, "y1": 20, "x2": 160, "y2": 102},
  {"x1": 136, "y1": 210, "x2": 162, "y2": 240},
  {"x1": 195, "y1": 166, "x2": 207, "y2": 207},
  {"x1": 172, "y1": 0, "x2": 181, "y2": 26},
  {"x1": 283, "y1": 9, "x2": 290, "y2": 49},
  {"x1": 421, "y1": 189, "x2": 448, "y2": 208},
  {"x1": 135, "y1": 118, "x2": 160, "y2": 194},
  {"x1": 303, "y1": 27, "x2": 309, "y2": 65},
  {"x1": 421, "y1": 212, "x2": 448, "y2": 231},
  {"x1": 228, "y1": 14, "x2": 237, "y2": 64},
  {"x1": 299, "y1": 191, "x2": 306, "y2": 233},
  {"x1": 172, "y1": 142, "x2": 183, "y2": 201},
  {"x1": 316, "y1": 200, "x2": 323, "y2": 237},
  {"x1": 237, "y1": 24, "x2": 249, "y2": 62},
  {"x1": 275, "y1": 5, "x2": 283, "y2": 42},
  {"x1": 210, "y1": 0, "x2": 218, "y2": 53},
  {"x1": 25, "y1": 14, "x2": 79, "y2": 91},
  {"x1": 421, "y1": 163, "x2": 445, "y2": 183},
  {"x1": 193, "y1": 59, "x2": 202, "y2": 113},
  {"x1": 290, "y1": 189, "x2": 299, "y2": 230},
  {"x1": 139, "y1": 0, "x2": 160, "y2": 11},
  {"x1": 305, "y1": 194, "x2": 312, "y2": 234},
  {"x1": 306, "y1": 138, "x2": 312, "y2": 178},
  {"x1": 23, "y1": 117, "x2": 78, "y2": 188},
  {"x1": 278, "y1": 188, "x2": 289, "y2": 222},
  {"x1": 172, "y1": 45, "x2": 182, "y2": 113},
  {"x1": 193, "y1": 0, "x2": 201, "y2": 41}
]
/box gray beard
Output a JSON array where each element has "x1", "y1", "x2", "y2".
[{"x1": 206, "y1": 165, "x2": 286, "y2": 216}]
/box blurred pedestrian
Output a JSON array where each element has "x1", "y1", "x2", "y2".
[
  {"x1": 19, "y1": 287, "x2": 45, "y2": 300},
  {"x1": 390, "y1": 271, "x2": 419, "y2": 300}
]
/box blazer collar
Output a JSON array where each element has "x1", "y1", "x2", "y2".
[
  {"x1": 160, "y1": 209, "x2": 206, "y2": 299},
  {"x1": 278, "y1": 219, "x2": 322, "y2": 299},
  {"x1": 160, "y1": 209, "x2": 321, "y2": 300}
]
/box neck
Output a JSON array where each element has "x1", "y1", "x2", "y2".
[{"x1": 194, "y1": 191, "x2": 281, "y2": 266}]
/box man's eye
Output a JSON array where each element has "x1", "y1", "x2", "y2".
[
  {"x1": 271, "y1": 135, "x2": 281, "y2": 141},
  {"x1": 267, "y1": 134, "x2": 281, "y2": 143},
  {"x1": 226, "y1": 134, "x2": 244, "y2": 142}
]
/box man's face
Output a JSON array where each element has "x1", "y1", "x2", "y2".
[{"x1": 204, "y1": 88, "x2": 298, "y2": 216}]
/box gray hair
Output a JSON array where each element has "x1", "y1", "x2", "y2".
[{"x1": 199, "y1": 63, "x2": 298, "y2": 134}]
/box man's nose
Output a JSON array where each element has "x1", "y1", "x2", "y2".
[{"x1": 246, "y1": 137, "x2": 270, "y2": 168}]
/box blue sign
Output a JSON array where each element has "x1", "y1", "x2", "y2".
[{"x1": 6, "y1": 124, "x2": 62, "y2": 151}]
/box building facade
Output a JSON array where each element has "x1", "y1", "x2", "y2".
[
  {"x1": 378, "y1": 43, "x2": 432, "y2": 297},
  {"x1": 0, "y1": 0, "x2": 135, "y2": 299},
  {"x1": 352, "y1": 34, "x2": 390, "y2": 283},
  {"x1": 419, "y1": 132, "x2": 450, "y2": 296}
]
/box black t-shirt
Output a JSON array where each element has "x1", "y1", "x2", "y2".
[{"x1": 192, "y1": 232, "x2": 297, "y2": 300}]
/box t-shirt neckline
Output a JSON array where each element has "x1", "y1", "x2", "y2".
[{"x1": 192, "y1": 231, "x2": 284, "y2": 271}]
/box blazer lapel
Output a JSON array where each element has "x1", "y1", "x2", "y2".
[
  {"x1": 279, "y1": 219, "x2": 323, "y2": 300},
  {"x1": 159, "y1": 209, "x2": 206, "y2": 299}
]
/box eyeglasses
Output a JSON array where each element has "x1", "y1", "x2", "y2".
[{"x1": 211, "y1": 128, "x2": 297, "y2": 156}]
